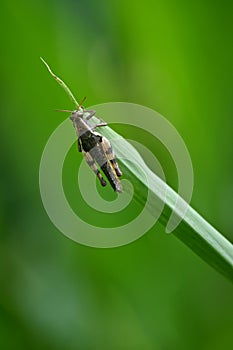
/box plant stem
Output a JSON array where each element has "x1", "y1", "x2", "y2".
[{"x1": 40, "y1": 57, "x2": 79, "y2": 109}]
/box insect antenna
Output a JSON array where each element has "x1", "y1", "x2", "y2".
[
  {"x1": 55, "y1": 109, "x2": 73, "y2": 113},
  {"x1": 40, "y1": 57, "x2": 79, "y2": 109},
  {"x1": 79, "y1": 96, "x2": 87, "y2": 107}
]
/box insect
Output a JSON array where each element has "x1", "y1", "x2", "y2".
[{"x1": 40, "y1": 58, "x2": 123, "y2": 192}]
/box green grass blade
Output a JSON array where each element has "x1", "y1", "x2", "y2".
[{"x1": 40, "y1": 57, "x2": 80, "y2": 109}]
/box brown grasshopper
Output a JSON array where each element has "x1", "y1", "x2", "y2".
[{"x1": 41, "y1": 58, "x2": 122, "y2": 192}]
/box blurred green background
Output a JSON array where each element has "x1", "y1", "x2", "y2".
[{"x1": 1, "y1": 0, "x2": 233, "y2": 349}]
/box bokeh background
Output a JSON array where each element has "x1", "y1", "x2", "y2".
[{"x1": 1, "y1": 0, "x2": 233, "y2": 349}]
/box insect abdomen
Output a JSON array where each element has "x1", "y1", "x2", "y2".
[{"x1": 101, "y1": 162, "x2": 122, "y2": 193}]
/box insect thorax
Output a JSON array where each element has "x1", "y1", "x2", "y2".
[
  {"x1": 80, "y1": 131, "x2": 102, "y2": 152},
  {"x1": 72, "y1": 116, "x2": 91, "y2": 135}
]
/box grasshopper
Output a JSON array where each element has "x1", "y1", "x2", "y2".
[{"x1": 41, "y1": 58, "x2": 122, "y2": 192}]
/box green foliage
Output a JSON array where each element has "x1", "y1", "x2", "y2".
[{"x1": 1, "y1": 0, "x2": 233, "y2": 349}]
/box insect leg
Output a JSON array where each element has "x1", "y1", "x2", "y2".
[
  {"x1": 85, "y1": 110, "x2": 96, "y2": 120},
  {"x1": 85, "y1": 110, "x2": 108, "y2": 126},
  {"x1": 92, "y1": 122, "x2": 108, "y2": 129},
  {"x1": 77, "y1": 138, "x2": 82, "y2": 152},
  {"x1": 82, "y1": 150, "x2": 107, "y2": 187},
  {"x1": 96, "y1": 117, "x2": 107, "y2": 125},
  {"x1": 101, "y1": 137, "x2": 122, "y2": 177}
]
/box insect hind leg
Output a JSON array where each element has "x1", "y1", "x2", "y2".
[
  {"x1": 82, "y1": 151, "x2": 107, "y2": 187},
  {"x1": 101, "y1": 137, "x2": 122, "y2": 177}
]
